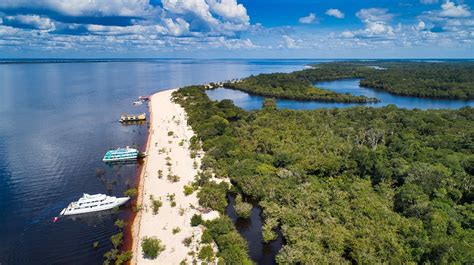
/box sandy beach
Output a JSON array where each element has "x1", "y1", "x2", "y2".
[{"x1": 131, "y1": 89, "x2": 218, "y2": 265}]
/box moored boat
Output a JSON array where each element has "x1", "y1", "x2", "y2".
[
  {"x1": 103, "y1": 146, "x2": 139, "y2": 162},
  {"x1": 60, "y1": 193, "x2": 130, "y2": 216},
  {"x1": 119, "y1": 113, "x2": 146, "y2": 123}
]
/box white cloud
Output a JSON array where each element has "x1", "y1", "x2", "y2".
[
  {"x1": 3, "y1": 15, "x2": 55, "y2": 31},
  {"x1": 282, "y1": 35, "x2": 298, "y2": 48},
  {"x1": 325, "y1": 9, "x2": 344, "y2": 19},
  {"x1": 0, "y1": 0, "x2": 155, "y2": 17},
  {"x1": 207, "y1": 0, "x2": 249, "y2": 24},
  {"x1": 356, "y1": 8, "x2": 394, "y2": 23},
  {"x1": 439, "y1": 0, "x2": 471, "y2": 18},
  {"x1": 299, "y1": 13, "x2": 317, "y2": 24},
  {"x1": 341, "y1": 30, "x2": 354, "y2": 38}
]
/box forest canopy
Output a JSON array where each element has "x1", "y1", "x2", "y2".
[
  {"x1": 173, "y1": 85, "x2": 474, "y2": 264},
  {"x1": 224, "y1": 61, "x2": 474, "y2": 100}
]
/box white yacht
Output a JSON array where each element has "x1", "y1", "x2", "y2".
[{"x1": 60, "y1": 193, "x2": 130, "y2": 216}]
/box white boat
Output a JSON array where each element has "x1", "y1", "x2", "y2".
[
  {"x1": 133, "y1": 100, "x2": 143, "y2": 105},
  {"x1": 60, "y1": 193, "x2": 130, "y2": 216}
]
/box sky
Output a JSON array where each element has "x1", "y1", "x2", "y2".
[{"x1": 0, "y1": 0, "x2": 473, "y2": 58}]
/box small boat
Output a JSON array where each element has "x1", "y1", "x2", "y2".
[
  {"x1": 60, "y1": 193, "x2": 130, "y2": 216},
  {"x1": 103, "y1": 146, "x2": 139, "y2": 162},
  {"x1": 119, "y1": 113, "x2": 146, "y2": 123},
  {"x1": 133, "y1": 100, "x2": 143, "y2": 106}
]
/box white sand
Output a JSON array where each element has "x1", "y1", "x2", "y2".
[{"x1": 131, "y1": 89, "x2": 218, "y2": 265}]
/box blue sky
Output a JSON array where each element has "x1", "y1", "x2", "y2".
[{"x1": 0, "y1": 0, "x2": 473, "y2": 58}]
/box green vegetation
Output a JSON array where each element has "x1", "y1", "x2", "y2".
[
  {"x1": 204, "y1": 217, "x2": 253, "y2": 264},
  {"x1": 167, "y1": 193, "x2": 176, "y2": 207},
  {"x1": 141, "y1": 236, "x2": 165, "y2": 259},
  {"x1": 198, "y1": 245, "x2": 215, "y2": 262},
  {"x1": 149, "y1": 195, "x2": 162, "y2": 215},
  {"x1": 124, "y1": 188, "x2": 138, "y2": 198},
  {"x1": 225, "y1": 61, "x2": 474, "y2": 100},
  {"x1": 172, "y1": 227, "x2": 181, "y2": 234},
  {"x1": 183, "y1": 184, "x2": 197, "y2": 196},
  {"x1": 167, "y1": 174, "x2": 180, "y2": 183},
  {"x1": 197, "y1": 181, "x2": 229, "y2": 213},
  {"x1": 190, "y1": 214, "x2": 203, "y2": 227},
  {"x1": 225, "y1": 71, "x2": 378, "y2": 103},
  {"x1": 173, "y1": 85, "x2": 474, "y2": 264},
  {"x1": 93, "y1": 241, "x2": 99, "y2": 249},
  {"x1": 114, "y1": 219, "x2": 126, "y2": 229},
  {"x1": 234, "y1": 195, "x2": 252, "y2": 218}
]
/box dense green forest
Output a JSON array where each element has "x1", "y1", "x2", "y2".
[
  {"x1": 225, "y1": 61, "x2": 474, "y2": 100},
  {"x1": 173, "y1": 86, "x2": 474, "y2": 264}
]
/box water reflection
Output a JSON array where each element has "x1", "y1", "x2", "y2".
[{"x1": 207, "y1": 79, "x2": 474, "y2": 110}]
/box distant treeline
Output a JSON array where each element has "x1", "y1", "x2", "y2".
[
  {"x1": 173, "y1": 85, "x2": 474, "y2": 264},
  {"x1": 225, "y1": 61, "x2": 474, "y2": 100}
]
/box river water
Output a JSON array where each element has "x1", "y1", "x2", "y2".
[
  {"x1": 0, "y1": 59, "x2": 310, "y2": 264},
  {"x1": 206, "y1": 78, "x2": 474, "y2": 110}
]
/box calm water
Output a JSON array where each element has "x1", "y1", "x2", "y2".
[
  {"x1": 207, "y1": 78, "x2": 474, "y2": 110},
  {"x1": 0, "y1": 59, "x2": 311, "y2": 264},
  {"x1": 226, "y1": 194, "x2": 283, "y2": 265}
]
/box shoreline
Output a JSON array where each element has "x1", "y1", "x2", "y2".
[{"x1": 130, "y1": 89, "x2": 219, "y2": 264}]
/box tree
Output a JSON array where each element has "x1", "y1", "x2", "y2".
[{"x1": 141, "y1": 237, "x2": 165, "y2": 259}]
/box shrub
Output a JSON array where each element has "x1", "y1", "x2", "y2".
[
  {"x1": 191, "y1": 214, "x2": 203, "y2": 227},
  {"x1": 183, "y1": 184, "x2": 196, "y2": 196},
  {"x1": 93, "y1": 241, "x2": 99, "y2": 249},
  {"x1": 167, "y1": 174, "x2": 180, "y2": 183},
  {"x1": 182, "y1": 236, "x2": 193, "y2": 247},
  {"x1": 141, "y1": 236, "x2": 165, "y2": 259},
  {"x1": 172, "y1": 227, "x2": 181, "y2": 234},
  {"x1": 168, "y1": 131, "x2": 174, "y2": 136},
  {"x1": 198, "y1": 245, "x2": 214, "y2": 262},
  {"x1": 114, "y1": 219, "x2": 126, "y2": 229},
  {"x1": 111, "y1": 232, "x2": 123, "y2": 249},
  {"x1": 197, "y1": 181, "x2": 229, "y2": 212},
  {"x1": 150, "y1": 195, "x2": 163, "y2": 215},
  {"x1": 234, "y1": 195, "x2": 252, "y2": 219},
  {"x1": 124, "y1": 188, "x2": 138, "y2": 198},
  {"x1": 115, "y1": 250, "x2": 133, "y2": 265}
]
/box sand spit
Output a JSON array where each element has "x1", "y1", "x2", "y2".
[{"x1": 131, "y1": 89, "x2": 218, "y2": 265}]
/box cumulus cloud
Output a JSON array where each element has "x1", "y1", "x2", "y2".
[
  {"x1": 2, "y1": 14, "x2": 55, "y2": 31},
  {"x1": 207, "y1": 0, "x2": 249, "y2": 24},
  {"x1": 0, "y1": 0, "x2": 155, "y2": 17},
  {"x1": 439, "y1": 0, "x2": 471, "y2": 18},
  {"x1": 299, "y1": 13, "x2": 317, "y2": 24},
  {"x1": 325, "y1": 9, "x2": 344, "y2": 19},
  {"x1": 356, "y1": 8, "x2": 394, "y2": 23}
]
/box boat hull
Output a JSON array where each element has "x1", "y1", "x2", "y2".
[
  {"x1": 60, "y1": 197, "x2": 129, "y2": 216},
  {"x1": 102, "y1": 157, "x2": 138, "y2": 162}
]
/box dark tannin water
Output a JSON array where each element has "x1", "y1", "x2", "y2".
[
  {"x1": 226, "y1": 194, "x2": 283, "y2": 265},
  {"x1": 0, "y1": 59, "x2": 310, "y2": 264},
  {"x1": 207, "y1": 78, "x2": 474, "y2": 110}
]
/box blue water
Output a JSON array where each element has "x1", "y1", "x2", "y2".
[
  {"x1": 0, "y1": 59, "x2": 311, "y2": 264},
  {"x1": 206, "y1": 78, "x2": 474, "y2": 110}
]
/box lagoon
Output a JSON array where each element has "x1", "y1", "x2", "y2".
[{"x1": 206, "y1": 78, "x2": 474, "y2": 110}]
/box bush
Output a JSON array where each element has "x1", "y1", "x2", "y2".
[
  {"x1": 168, "y1": 131, "x2": 174, "y2": 136},
  {"x1": 124, "y1": 188, "x2": 138, "y2": 198},
  {"x1": 114, "y1": 219, "x2": 126, "y2": 229},
  {"x1": 234, "y1": 195, "x2": 252, "y2": 219},
  {"x1": 183, "y1": 184, "x2": 197, "y2": 196},
  {"x1": 182, "y1": 236, "x2": 193, "y2": 247},
  {"x1": 141, "y1": 236, "x2": 165, "y2": 259},
  {"x1": 172, "y1": 227, "x2": 181, "y2": 234},
  {"x1": 115, "y1": 250, "x2": 133, "y2": 265},
  {"x1": 111, "y1": 232, "x2": 123, "y2": 249},
  {"x1": 167, "y1": 174, "x2": 180, "y2": 183},
  {"x1": 191, "y1": 214, "x2": 203, "y2": 227},
  {"x1": 197, "y1": 181, "x2": 229, "y2": 212},
  {"x1": 198, "y1": 245, "x2": 215, "y2": 262},
  {"x1": 150, "y1": 195, "x2": 163, "y2": 215}
]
